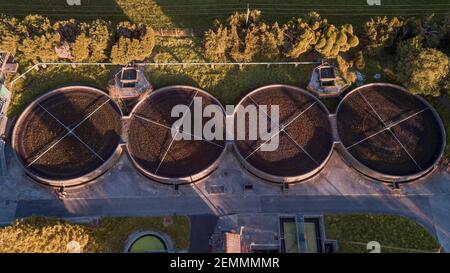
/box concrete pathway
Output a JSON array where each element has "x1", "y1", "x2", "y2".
[{"x1": 1, "y1": 147, "x2": 449, "y2": 251}]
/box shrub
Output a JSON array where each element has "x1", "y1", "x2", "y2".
[
  {"x1": 363, "y1": 16, "x2": 406, "y2": 54},
  {"x1": 354, "y1": 51, "x2": 366, "y2": 70},
  {"x1": 337, "y1": 55, "x2": 357, "y2": 84},
  {"x1": 110, "y1": 22, "x2": 155, "y2": 65},
  {"x1": 283, "y1": 12, "x2": 359, "y2": 59},
  {"x1": 54, "y1": 19, "x2": 111, "y2": 62},
  {"x1": 204, "y1": 10, "x2": 283, "y2": 62},
  {"x1": 409, "y1": 14, "x2": 447, "y2": 49},
  {"x1": 396, "y1": 36, "x2": 449, "y2": 96},
  {"x1": 17, "y1": 15, "x2": 59, "y2": 64},
  {"x1": 282, "y1": 18, "x2": 318, "y2": 58},
  {"x1": 204, "y1": 25, "x2": 228, "y2": 61},
  {"x1": 0, "y1": 15, "x2": 20, "y2": 54},
  {"x1": 0, "y1": 217, "x2": 91, "y2": 253}
]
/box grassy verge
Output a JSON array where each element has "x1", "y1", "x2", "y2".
[
  {"x1": 324, "y1": 214, "x2": 441, "y2": 253},
  {"x1": 0, "y1": 216, "x2": 190, "y2": 253},
  {"x1": 8, "y1": 65, "x2": 115, "y2": 116},
  {"x1": 8, "y1": 37, "x2": 313, "y2": 115},
  {"x1": 1, "y1": 0, "x2": 448, "y2": 29},
  {"x1": 149, "y1": 37, "x2": 313, "y2": 105},
  {"x1": 428, "y1": 95, "x2": 450, "y2": 158}
]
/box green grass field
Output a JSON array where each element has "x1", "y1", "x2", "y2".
[
  {"x1": 325, "y1": 214, "x2": 441, "y2": 253},
  {"x1": 1, "y1": 0, "x2": 449, "y2": 28}
]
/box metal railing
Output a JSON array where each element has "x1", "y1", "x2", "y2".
[{"x1": 9, "y1": 61, "x2": 320, "y2": 87}]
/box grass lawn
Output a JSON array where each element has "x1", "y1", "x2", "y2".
[
  {"x1": 324, "y1": 214, "x2": 441, "y2": 253},
  {"x1": 1, "y1": 0, "x2": 448, "y2": 29},
  {"x1": 0, "y1": 216, "x2": 190, "y2": 253},
  {"x1": 428, "y1": 95, "x2": 450, "y2": 158},
  {"x1": 8, "y1": 65, "x2": 114, "y2": 116},
  {"x1": 283, "y1": 222, "x2": 299, "y2": 253}
]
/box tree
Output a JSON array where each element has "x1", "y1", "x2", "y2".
[
  {"x1": 259, "y1": 22, "x2": 284, "y2": 59},
  {"x1": 363, "y1": 16, "x2": 406, "y2": 54},
  {"x1": 110, "y1": 22, "x2": 155, "y2": 65},
  {"x1": 396, "y1": 37, "x2": 449, "y2": 96},
  {"x1": 0, "y1": 15, "x2": 20, "y2": 54},
  {"x1": 314, "y1": 23, "x2": 359, "y2": 57},
  {"x1": 282, "y1": 18, "x2": 317, "y2": 58},
  {"x1": 54, "y1": 19, "x2": 111, "y2": 62},
  {"x1": 17, "y1": 15, "x2": 59, "y2": 64},
  {"x1": 354, "y1": 50, "x2": 366, "y2": 70},
  {"x1": 204, "y1": 24, "x2": 228, "y2": 61},
  {"x1": 282, "y1": 12, "x2": 359, "y2": 59},
  {"x1": 204, "y1": 10, "x2": 283, "y2": 62},
  {"x1": 227, "y1": 10, "x2": 263, "y2": 62},
  {"x1": 409, "y1": 14, "x2": 448, "y2": 49},
  {"x1": 337, "y1": 55, "x2": 357, "y2": 84},
  {"x1": 54, "y1": 19, "x2": 83, "y2": 60},
  {"x1": 87, "y1": 20, "x2": 111, "y2": 62}
]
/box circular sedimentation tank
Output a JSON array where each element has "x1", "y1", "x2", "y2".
[
  {"x1": 127, "y1": 85, "x2": 227, "y2": 184},
  {"x1": 12, "y1": 86, "x2": 123, "y2": 187},
  {"x1": 336, "y1": 83, "x2": 446, "y2": 182},
  {"x1": 233, "y1": 84, "x2": 334, "y2": 183}
]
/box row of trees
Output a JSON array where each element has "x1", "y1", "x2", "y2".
[
  {"x1": 362, "y1": 15, "x2": 449, "y2": 96},
  {"x1": 1, "y1": 11, "x2": 449, "y2": 97},
  {"x1": 204, "y1": 10, "x2": 450, "y2": 96},
  {"x1": 204, "y1": 11, "x2": 360, "y2": 62},
  {"x1": 0, "y1": 14, "x2": 155, "y2": 65},
  {"x1": 362, "y1": 15, "x2": 449, "y2": 54}
]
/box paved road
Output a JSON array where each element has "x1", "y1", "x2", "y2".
[
  {"x1": 13, "y1": 193, "x2": 449, "y2": 251},
  {"x1": 3, "y1": 148, "x2": 449, "y2": 252},
  {"x1": 189, "y1": 215, "x2": 219, "y2": 253}
]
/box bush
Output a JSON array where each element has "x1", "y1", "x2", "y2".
[
  {"x1": 282, "y1": 17, "x2": 318, "y2": 58},
  {"x1": 0, "y1": 217, "x2": 91, "y2": 253},
  {"x1": 0, "y1": 15, "x2": 20, "y2": 54},
  {"x1": 205, "y1": 10, "x2": 288, "y2": 62},
  {"x1": 354, "y1": 50, "x2": 366, "y2": 70},
  {"x1": 363, "y1": 16, "x2": 406, "y2": 55},
  {"x1": 54, "y1": 19, "x2": 111, "y2": 62},
  {"x1": 409, "y1": 14, "x2": 447, "y2": 49},
  {"x1": 283, "y1": 12, "x2": 359, "y2": 59},
  {"x1": 204, "y1": 10, "x2": 283, "y2": 62},
  {"x1": 110, "y1": 22, "x2": 155, "y2": 65},
  {"x1": 17, "y1": 15, "x2": 59, "y2": 64},
  {"x1": 396, "y1": 36, "x2": 449, "y2": 96},
  {"x1": 337, "y1": 55, "x2": 357, "y2": 84},
  {"x1": 205, "y1": 11, "x2": 358, "y2": 61}
]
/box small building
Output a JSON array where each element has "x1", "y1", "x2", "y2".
[
  {"x1": 212, "y1": 214, "x2": 337, "y2": 253},
  {"x1": 0, "y1": 52, "x2": 19, "y2": 79},
  {"x1": 307, "y1": 60, "x2": 350, "y2": 97},
  {"x1": 110, "y1": 64, "x2": 152, "y2": 101},
  {"x1": 224, "y1": 232, "x2": 241, "y2": 253}
]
